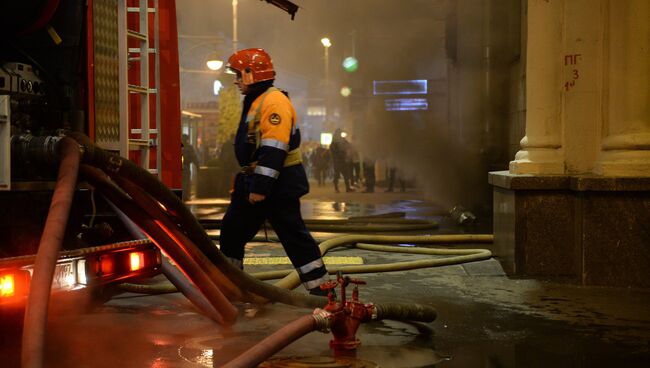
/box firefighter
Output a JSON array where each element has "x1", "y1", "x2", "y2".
[{"x1": 219, "y1": 48, "x2": 330, "y2": 296}]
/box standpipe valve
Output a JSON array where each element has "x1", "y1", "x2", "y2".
[{"x1": 319, "y1": 272, "x2": 377, "y2": 354}]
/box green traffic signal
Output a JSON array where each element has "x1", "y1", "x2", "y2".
[{"x1": 342, "y1": 56, "x2": 358, "y2": 72}]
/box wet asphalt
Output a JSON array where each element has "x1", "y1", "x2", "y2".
[{"x1": 2, "y1": 181, "x2": 649, "y2": 367}]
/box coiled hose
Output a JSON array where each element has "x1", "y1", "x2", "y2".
[{"x1": 21, "y1": 137, "x2": 81, "y2": 368}]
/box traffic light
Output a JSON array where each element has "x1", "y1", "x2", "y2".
[{"x1": 342, "y1": 56, "x2": 358, "y2": 72}]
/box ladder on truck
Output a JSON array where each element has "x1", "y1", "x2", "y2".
[{"x1": 117, "y1": 0, "x2": 161, "y2": 176}]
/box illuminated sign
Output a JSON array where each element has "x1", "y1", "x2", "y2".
[
  {"x1": 384, "y1": 98, "x2": 428, "y2": 111},
  {"x1": 320, "y1": 133, "x2": 333, "y2": 146},
  {"x1": 373, "y1": 80, "x2": 428, "y2": 95},
  {"x1": 307, "y1": 106, "x2": 326, "y2": 116}
]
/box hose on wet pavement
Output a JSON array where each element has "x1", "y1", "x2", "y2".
[
  {"x1": 200, "y1": 216, "x2": 439, "y2": 232},
  {"x1": 252, "y1": 242, "x2": 492, "y2": 280},
  {"x1": 118, "y1": 235, "x2": 493, "y2": 293},
  {"x1": 272, "y1": 234, "x2": 493, "y2": 290},
  {"x1": 222, "y1": 301, "x2": 438, "y2": 367},
  {"x1": 221, "y1": 313, "x2": 327, "y2": 368}
]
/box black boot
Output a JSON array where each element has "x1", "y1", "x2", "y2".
[{"x1": 309, "y1": 286, "x2": 336, "y2": 299}]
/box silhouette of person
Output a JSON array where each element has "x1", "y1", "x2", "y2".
[
  {"x1": 181, "y1": 133, "x2": 200, "y2": 200},
  {"x1": 328, "y1": 128, "x2": 353, "y2": 193}
]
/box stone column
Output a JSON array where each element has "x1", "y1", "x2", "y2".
[
  {"x1": 594, "y1": 0, "x2": 650, "y2": 176},
  {"x1": 509, "y1": 0, "x2": 565, "y2": 174}
]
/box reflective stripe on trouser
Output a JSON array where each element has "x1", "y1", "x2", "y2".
[
  {"x1": 298, "y1": 258, "x2": 324, "y2": 274},
  {"x1": 296, "y1": 257, "x2": 329, "y2": 291}
]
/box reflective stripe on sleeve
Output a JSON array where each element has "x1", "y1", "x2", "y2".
[
  {"x1": 254, "y1": 165, "x2": 280, "y2": 179},
  {"x1": 302, "y1": 273, "x2": 331, "y2": 291},
  {"x1": 260, "y1": 138, "x2": 289, "y2": 151},
  {"x1": 297, "y1": 258, "x2": 325, "y2": 275}
]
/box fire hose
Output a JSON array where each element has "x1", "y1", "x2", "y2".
[
  {"x1": 200, "y1": 216, "x2": 439, "y2": 232},
  {"x1": 68, "y1": 132, "x2": 327, "y2": 308},
  {"x1": 17, "y1": 134, "x2": 477, "y2": 367},
  {"x1": 21, "y1": 137, "x2": 81, "y2": 368},
  {"x1": 222, "y1": 273, "x2": 438, "y2": 368},
  {"x1": 104, "y1": 198, "x2": 226, "y2": 321},
  {"x1": 122, "y1": 235, "x2": 493, "y2": 291},
  {"x1": 273, "y1": 234, "x2": 492, "y2": 289}
]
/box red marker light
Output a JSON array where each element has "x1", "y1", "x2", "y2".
[
  {"x1": 0, "y1": 274, "x2": 15, "y2": 297},
  {"x1": 130, "y1": 252, "x2": 145, "y2": 271}
]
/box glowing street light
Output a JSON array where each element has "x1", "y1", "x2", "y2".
[
  {"x1": 320, "y1": 37, "x2": 332, "y2": 48},
  {"x1": 206, "y1": 59, "x2": 223, "y2": 71}
]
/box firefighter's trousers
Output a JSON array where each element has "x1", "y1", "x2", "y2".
[{"x1": 219, "y1": 186, "x2": 328, "y2": 291}]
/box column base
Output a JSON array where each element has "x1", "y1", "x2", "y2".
[
  {"x1": 593, "y1": 149, "x2": 650, "y2": 176},
  {"x1": 489, "y1": 171, "x2": 650, "y2": 288},
  {"x1": 509, "y1": 148, "x2": 565, "y2": 175}
]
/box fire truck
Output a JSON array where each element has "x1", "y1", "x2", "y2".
[{"x1": 0, "y1": 0, "x2": 182, "y2": 312}]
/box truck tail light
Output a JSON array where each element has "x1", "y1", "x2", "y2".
[
  {"x1": 129, "y1": 252, "x2": 145, "y2": 271},
  {"x1": 1, "y1": 274, "x2": 15, "y2": 297},
  {"x1": 0, "y1": 270, "x2": 30, "y2": 303}
]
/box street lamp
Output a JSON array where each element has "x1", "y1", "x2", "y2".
[
  {"x1": 206, "y1": 58, "x2": 223, "y2": 71},
  {"x1": 321, "y1": 37, "x2": 331, "y2": 125}
]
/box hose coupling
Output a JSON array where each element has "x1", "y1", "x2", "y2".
[
  {"x1": 11, "y1": 134, "x2": 62, "y2": 166},
  {"x1": 312, "y1": 308, "x2": 332, "y2": 333}
]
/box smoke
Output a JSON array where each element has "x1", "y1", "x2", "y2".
[{"x1": 177, "y1": 0, "x2": 523, "y2": 214}]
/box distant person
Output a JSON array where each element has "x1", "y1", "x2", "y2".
[
  {"x1": 311, "y1": 145, "x2": 330, "y2": 187},
  {"x1": 181, "y1": 134, "x2": 200, "y2": 201},
  {"x1": 329, "y1": 128, "x2": 354, "y2": 193},
  {"x1": 385, "y1": 163, "x2": 405, "y2": 193},
  {"x1": 362, "y1": 157, "x2": 376, "y2": 193},
  {"x1": 218, "y1": 48, "x2": 330, "y2": 296},
  {"x1": 348, "y1": 145, "x2": 361, "y2": 187}
]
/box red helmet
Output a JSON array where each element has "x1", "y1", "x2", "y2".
[{"x1": 226, "y1": 48, "x2": 276, "y2": 85}]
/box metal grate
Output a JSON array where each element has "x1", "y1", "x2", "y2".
[{"x1": 93, "y1": 0, "x2": 121, "y2": 150}]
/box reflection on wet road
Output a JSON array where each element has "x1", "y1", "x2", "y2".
[{"x1": 1, "y1": 195, "x2": 649, "y2": 368}]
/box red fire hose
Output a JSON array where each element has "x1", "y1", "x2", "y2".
[
  {"x1": 68, "y1": 132, "x2": 327, "y2": 308},
  {"x1": 21, "y1": 137, "x2": 81, "y2": 368},
  {"x1": 221, "y1": 312, "x2": 330, "y2": 368},
  {"x1": 80, "y1": 165, "x2": 238, "y2": 324},
  {"x1": 110, "y1": 174, "x2": 246, "y2": 302}
]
